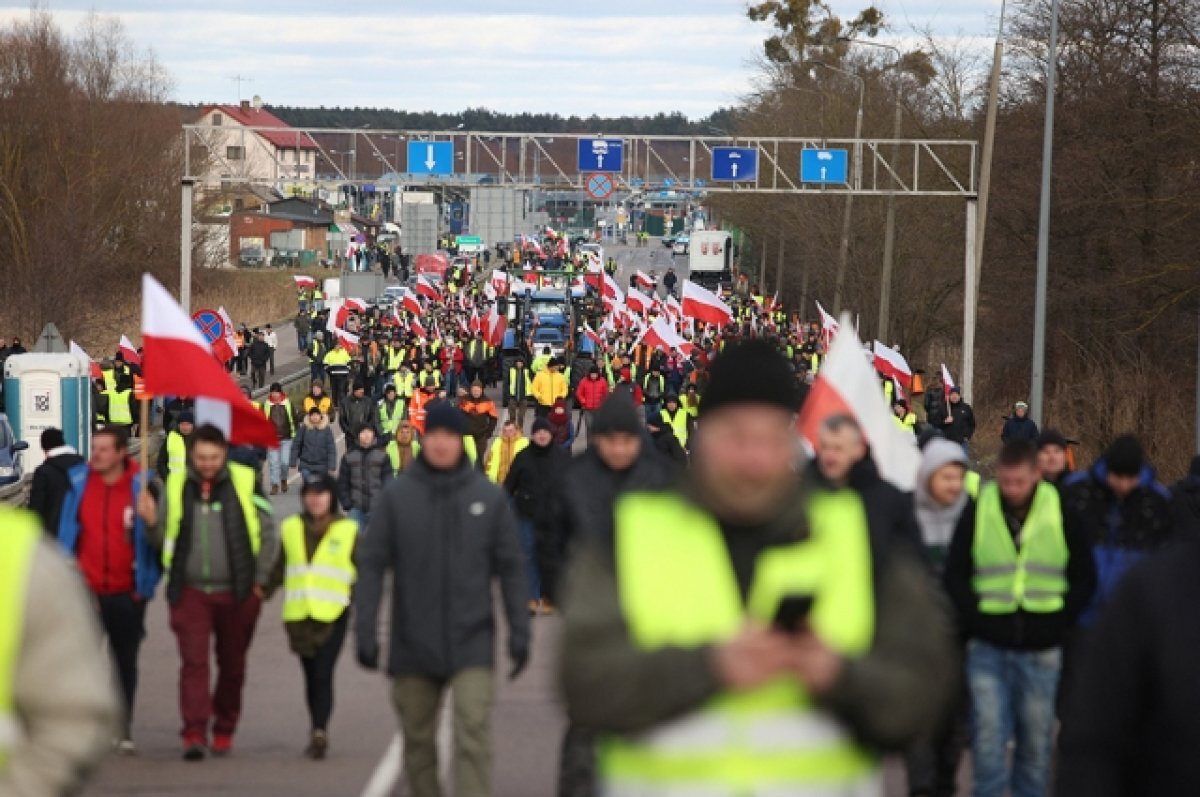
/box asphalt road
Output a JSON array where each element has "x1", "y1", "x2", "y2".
[{"x1": 83, "y1": 242, "x2": 962, "y2": 796}]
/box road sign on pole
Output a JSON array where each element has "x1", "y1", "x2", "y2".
[
  {"x1": 585, "y1": 173, "x2": 615, "y2": 200},
  {"x1": 407, "y1": 141, "x2": 454, "y2": 175},
  {"x1": 800, "y1": 149, "x2": 849, "y2": 184},
  {"x1": 191, "y1": 309, "x2": 225, "y2": 345},
  {"x1": 577, "y1": 138, "x2": 624, "y2": 172},
  {"x1": 711, "y1": 147, "x2": 758, "y2": 181}
]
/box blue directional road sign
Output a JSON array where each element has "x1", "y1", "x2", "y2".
[
  {"x1": 801, "y1": 149, "x2": 849, "y2": 184},
  {"x1": 407, "y1": 141, "x2": 454, "y2": 175},
  {"x1": 578, "y1": 138, "x2": 624, "y2": 172},
  {"x1": 711, "y1": 147, "x2": 758, "y2": 181}
]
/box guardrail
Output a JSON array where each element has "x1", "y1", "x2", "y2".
[{"x1": 1, "y1": 365, "x2": 311, "y2": 507}]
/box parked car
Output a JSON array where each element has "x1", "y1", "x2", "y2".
[
  {"x1": 673, "y1": 235, "x2": 690, "y2": 255},
  {"x1": 0, "y1": 414, "x2": 29, "y2": 486}
]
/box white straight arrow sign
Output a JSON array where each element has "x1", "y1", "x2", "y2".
[{"x1": 425, "y1": 144, "x2": 437, "y2": 170}]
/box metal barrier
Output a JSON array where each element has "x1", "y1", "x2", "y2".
[{"x1": 0, "y1": 365, "x2": 311, "y2": 507}]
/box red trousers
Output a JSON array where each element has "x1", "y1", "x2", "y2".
[{"x1": 169, "y1": 586, "x2": 261, "y2": 739}]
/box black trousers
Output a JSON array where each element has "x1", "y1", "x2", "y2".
[
  {"x1": 299, "y1": 613, "x2": 348, "y2": 731},
  {"x1": 97, "y1": 593, "x2": 147, "y2": 733}
]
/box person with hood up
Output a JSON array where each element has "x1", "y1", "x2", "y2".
[
  {"x1": 386, "y1": 420, "x2": 422, "y2": 475},
  {"x1": 291, "y1": 406, "x2": 338, "y2": 481},
  {"x1": 505, "y1": 417, "x2": 570, "y2": 614},
  {"x1": 904, "y1": 438, "x2": 971, "y2": 797},
  {"x1": 1000, "y1": 400, "x2": 1039, "y2": 444},
  {"x1": 337, "y1": 425, "x2": 393, "y2": 527},
  {"x1": 303, "y1": 380, "x2": 333, "y2": 419},
  {"x1": 547, "y1": 398, "x2": 575, "y2": 451},
  {"x1": 355, "y1": 403, "x2": 530, "y2": 797},
  {"x1": 338, "y1": 379, "x2": 377, "y2": 447},
  {"x1": 269, "y1": 474, "x2": 357, "y2": 761}
]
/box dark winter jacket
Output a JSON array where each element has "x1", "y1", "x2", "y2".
[
  {"x1": 944, "y1": 496, "x2": 1095, "y2": 650},
  {"x1": 504, "y1": 440, "x2": 570, "y2": 525},
  {"x1": 805, "y1": 456, "x2": 922, "y2": 561},
  {"x1": 28, "y1": 447, "x2": 85, "y2": 536},
  {"x1": 354, "y1": 455, "x2": 530, "y2": 678},
  {"x1": 290, "y1": 413, "x2": 338, "y2": 475},
  {"x1": 337, "y1": 442, "x2": 392, "y2": 514},
  {"x1": 940, "y1": 399, "x2": 975, "y2": 444},
  {"x1": 247, "y1": 338, "x2": 272, "y2": 366},
  {"x1": 649, "y1": 427, "x2": 688, "y2": 467},
  {"x1": 1058, "y1": 537, "x2": 1200, "y2": 796},
  {"x1": 558, "y1": 443, "x2": 675, "y2": 553},
  {"x1": 1171, "y1": 476, "x2": 1200, "y2": 538},
  {"x1": 1000, "y1": 414, "x2": 1039, "y2": 443},
  {"x1": 339, "y1": 393, "x2": 377, "y2": 439},
  {"x1": 1062, "y1": 460, "x2": 1176, "y2": 627}
]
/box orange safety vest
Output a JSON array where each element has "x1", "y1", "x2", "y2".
[
  {"x1": 132, "y1": 374, "x2": 150, "y2": 401},
  {"x1": 409, "y1": 390, "x2": 431, "y2": 435}
]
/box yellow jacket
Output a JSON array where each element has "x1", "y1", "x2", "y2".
[{"x1": 531, "y1": 369, "x2": 568, "y2": 407}]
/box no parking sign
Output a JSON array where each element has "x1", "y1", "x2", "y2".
[{"x1": 191, "y1": 308, "x2": 225, "y2": 345}]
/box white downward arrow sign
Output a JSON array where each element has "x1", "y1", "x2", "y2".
[{"x1": 425, "y1": 144, "x2": 437, "y2": 170}]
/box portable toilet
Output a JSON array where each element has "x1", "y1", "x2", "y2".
[{"x1": 3, "y1": 353, "x2": 92, "y2": 471}]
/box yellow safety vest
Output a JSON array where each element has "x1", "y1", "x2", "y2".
[
  {"x1": 972, "y1": 481, "x2": 1069, "y2": 614},
  {"x1": 601, "y1": 491, "x2": 878, "y2": 795},
  {"x1": 263, "y1": 398, "x2": 296, "y2": 437},
  {"x1": 659, "y1": 408, "x2": 689, "y2": 448},
  {"x1": 485, "y1": 437, "x2": 529, "y2": 483},
  {"x1": 531, "y1": 354, "x2": 551, "y2": 374},
  {"x1": 393, "y1": 372, "x2": 416, "y2": 399},
  {"x1": 162, "y1": 463, "x2": 264, "y2": 570},
  {"x1": 965, "y1": 471, "x2": 981, "y2": 499},
  {"x1": 106, "y1": 388, "x2": 133, "y2": 425},
  {"x1": 101, "y1": 368, "x2": 116, "y2": 391},
  {"x1": 386, "y1": 439, "x2": 422, "y2": 473},
  {"x1": 418, "y1": 369, "x2": 442, "y2": 389},
  {"x1": 0, "y1": 509, "x2": 40, "y2": 772},
  {"x1": 280, "y1": 516, "x2": 357, "y2": 623},
  {"x1": 508, "y1": 368, "x2": 533, "y2": 398},
  {"x1": 323, "y1": 348, "x2": 351, "y2": 367},
  {"x1": 892, "y1": 412, "x2": 916, "y2": 432},
  {"x1": 165, "y1": 430, "x2": 188, "y2": 476},
  {"x1": 377, "y1": 399, "x2": 405, "y2": 436},
  {"x1": 387, "y1": 348, "x2": 406, "y2": 372}
]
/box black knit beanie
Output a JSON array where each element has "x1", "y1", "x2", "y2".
[
  {"x1": 591, "y1": 392, "x2": 642, "y2": 436},
  {"x1": 700, "y1": 340, "x2": 799, "y2": 418},
  {"x1": 425, "y1": 402, "x2": 465, "y2": 436},
  {"x1": 1104, "y1": 434, "x2": 1144, "y2": 477}
]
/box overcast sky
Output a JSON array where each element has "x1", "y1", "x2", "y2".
[{"x1": 0, "y1": 0, "x2": 1000, "y2": 117}]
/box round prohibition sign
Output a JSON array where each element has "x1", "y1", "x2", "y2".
[
  {"x1": 191, "y1": 309, "x2": 226, "y2": 345},
  {"x1": 586, "y1": 173, "x2": 615, "y2": 200}
]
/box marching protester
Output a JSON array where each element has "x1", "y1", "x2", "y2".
[
  {"x1": 386, "y1": 419, "x2": 422, "y2": 475},
  {"x1": 505, "y1": 418, "x2": 571, "y2": 613},
  {"x1": 291, "y1": 405, "x2": 339, "y2": 482},
  {"x1": 338, "y1": 379, "x2": 377, "y2": 448},
  {"x1": 1036, "y1": 428, "x2": 1073, "y2": 487},
  {"x1": 573, "y1": 365, "x2": 610, "y2": 440},
  {"x1": 337, "y1": 424, "x2": 392, "y2": 527},
  {"x1": 263, "y1": 382, "x2": 296, "y2": 495},
  {"x1": 27, "y1": 427, "x2": 84, "y2": 536},
  {"x1": 355, "y1": 403, "x2": 530, "y2": 797},
  {"x1": 504, "y1": 354, "x2": 534, "y2": 427},
  {"x1": 460, "y1": 380, "x2": 499, "y2": 464}
]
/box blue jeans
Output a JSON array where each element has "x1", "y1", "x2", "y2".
[
  {"x1": 967, "y1": 639, "x2": 1061, "y2": 797},
  {"x1": 266, "y1": 439, "x2": 293, "y2": 487},
  {"x1": 516, "y1": 515, "x2": 541, "y2": 601}
]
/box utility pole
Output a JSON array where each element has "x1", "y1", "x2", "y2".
[
  {"x1": 180, "y1": 178, "x2": 195, "y2": 312},
  {"x1": 1031, "y1": 0, "x2": 1061, "y2": 426},
  {"x1": 775, "y1": 235, "x2": 785, "y2": 297}
]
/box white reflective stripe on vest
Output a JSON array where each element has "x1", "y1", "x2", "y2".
[
  {"x1": 630, "y1": 710, "x2": 855, "y2": 755},
  {"x1": 284, "y1": 564, "x2": 355, "y2": 584},
  {"x1": 0, "y1": 712, "x2": 22, "y2": 748},
  {"x1": 604, "y1": 772, "x2": 883, "y2": 797},
  {"x1": 284, "y1": 589, "x2": 350, "y2": 607}
]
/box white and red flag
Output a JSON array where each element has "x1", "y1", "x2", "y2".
[
  {"x1": 872, "y1": 341, "x2": 912, "y2": 392},
  {"x1": 210, "y1": 307, "x2": 239, "y2": 363},
  {"x1": 681, "y1": 280, "x2": 733, "y2": 327},
  {"x1": 626, "y1": 287, "x2": 654, "y2": 316},
  {"x1": 941, "y1": 364, "x2": 956, "y2": 406},
  {"x1": 118, "y1": 335, "x2": 141, "y2": 366},
  {"x1": 71, "y1": 340, "x2": 103, "y2": 380},
  {"x1": 293, "y1": 274, "x2": 317, "y2": 289},
  {"x1": 410, "y1": 318, "x2": 428, "y2": 340},
  {"x1": 416, "y1": 276, "x2": 441, "y2": 301},
  {"x1": 345, "y1": 297, "x2": 368, "y2": 314},
  {"x1": 816, "y1": 301, "x2": 840, "y2": 349},
  {"x1": 797, "y1": 313, "x2": 919, "y2": 490},
  {"x1": 634, "y1": 316, "x2": 692, "y2": 356},
  {"x1": 634, "y1": 270, "x2": 655, "y2": 291},
  {"x1": 400, "y1": 289, "x2": 422, "y2": 317},
  {"x1": 484, "y1": 304, "x2": 507, "y2": 347},
  {"x1": 141, "y1": 275, "x2": 277, "y2": 448},
  {"x1": 330, "y1": 326, "x2": 360, "y2": 352}
]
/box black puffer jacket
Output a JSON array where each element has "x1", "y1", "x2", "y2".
[
  {"x1": 805, "y1": 456, "x2": 921, "y2": 560},
  {"x1": 337, "y1": 441, "x2": 392, "y2": 514},
  {"x1": 504, "y1": 440, "x2": 569, "y2": 525},
  {"x1": 355, "y1": 456, "x2": 529, "y2": 678}
]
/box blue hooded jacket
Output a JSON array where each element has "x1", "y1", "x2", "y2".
[
  {"x1": 57, "y1": 461, "x2": 163, "y2": 598},
  {"x1": 1063, "y1": 458, "x2": 1174, "y2": 627}
]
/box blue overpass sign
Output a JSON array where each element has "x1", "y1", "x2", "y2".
[
  {"x1": 801, "y1": 149, "x2": 849, "y2": 184},
  {"x1": 578, "y1": 138, "x2": 624, "y2": 172},
  {"x1": 711, "y1": 147, "x2": 757, "y2": 181},
  {"x1": 407, "y1": 141, "x2": 454, "y2": 175}
]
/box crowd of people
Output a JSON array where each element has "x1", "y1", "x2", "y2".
[{"x1": 7, "y1": 243, "x2": 1200, "y2": 797}]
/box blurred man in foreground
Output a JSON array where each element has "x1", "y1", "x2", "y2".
[{"x1": 560, "y1": 340, "x2": 956, "y2": 796}]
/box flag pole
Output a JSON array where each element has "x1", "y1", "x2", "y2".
[{"x1": 139, "y1": 398, "x2": 150, "y2": 478}]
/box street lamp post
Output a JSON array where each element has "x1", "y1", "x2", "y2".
[
  {"x1": 1031, "y1": 0, "x2": 1061, "y2": 426},
  {"x1": 807, "y1": 61, "x2": 864, "y2": 315},
  {"x1": 843, "y1": 38, "x2": 903, "y2": 342}
]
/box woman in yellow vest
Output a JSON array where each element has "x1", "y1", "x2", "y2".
[{"x1": 271, "y1": 474, "x2": 357, "y2": 761}]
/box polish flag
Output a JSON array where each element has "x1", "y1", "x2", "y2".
[
  {"x1": 601, "y1": 273, "x2": 623, "y2": 300},
  {"x1": 872, "y1": 341, "x2": 912, "y2": 391},
  {"x1": 627, "y1": 287, "x2": 653, "y2": 315},
  {"x1": 681, "y1": 280, "x2": 733, "y2": 327},
  {"x1": 293, "y1": 275, "x2": 317, "y2": 289},
  {"x1": 416, "y1": 276, "x2": 440, "y2": 301},
  {"x1": 469, "y1": 310, "x2": 482, "y2": 335},
  {"x1": 491, "y1": 269, "x2": 510, "y2": 295},
  {"x1": 586, "y1": 252, "x2": 603, "y2": 273},
  {"x1": 345, "y1": 297, "x2": 368, "y2": 314},
  {"x1": 325, "y1": 299, "x2": 350, "y2": 330},
  {"x1": 484, "y1": 304, "x2": 507, "y2": 347},
  {"x1": 816, "y1": 300, "x2": 840, "y2": 349},
  {"x1": 400, "y1": 289, "x2": 423, "y2": 317},
  {"x1": 70, "y1": 340, "x2": 103, "y2": 380},
  {"x1": 797, "y1": 313, "x2": 920, "y2": 490},
  {"x1": 140, "y1": 275, "x2": 277, "y2": 448},
  {"x1": 634, "y1": 270, "x2": 655, "y2": 291},
  {"x1": 583, "y1": 321, "x2": 605, "y2": 349},
  {"x1": 941, "y1": 364, "x2": 956, "y2": 406},
  {"x1": 210, "y1": 307, "x2": 239, "y2": 364},
  {"x1": 410, "y1": 318, "x2": 428, "y2": 339},
  {"x1": 665, "y1": 294, "x2": 683, "y2": 319},
  {"x1": 118, "y1": 335, "x2": 141, "y2": 366},
  {"x1": 330, "y1": 325, "x2": 360, "y2": 352},
  {"x1": 635, "y1": 316, "x2": 690, "y2": 355}
]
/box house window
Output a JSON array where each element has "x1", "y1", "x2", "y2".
[
  {"x1": 212, "y1": 113, "x2": 223, "y2": 126},
  {"x1": 227, "y1": 146, "x2": 244, "y2": 160}
]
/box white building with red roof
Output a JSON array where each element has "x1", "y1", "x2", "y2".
[{"x1": 192, "y1": 97, "x2": 318, "y2": 188}]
